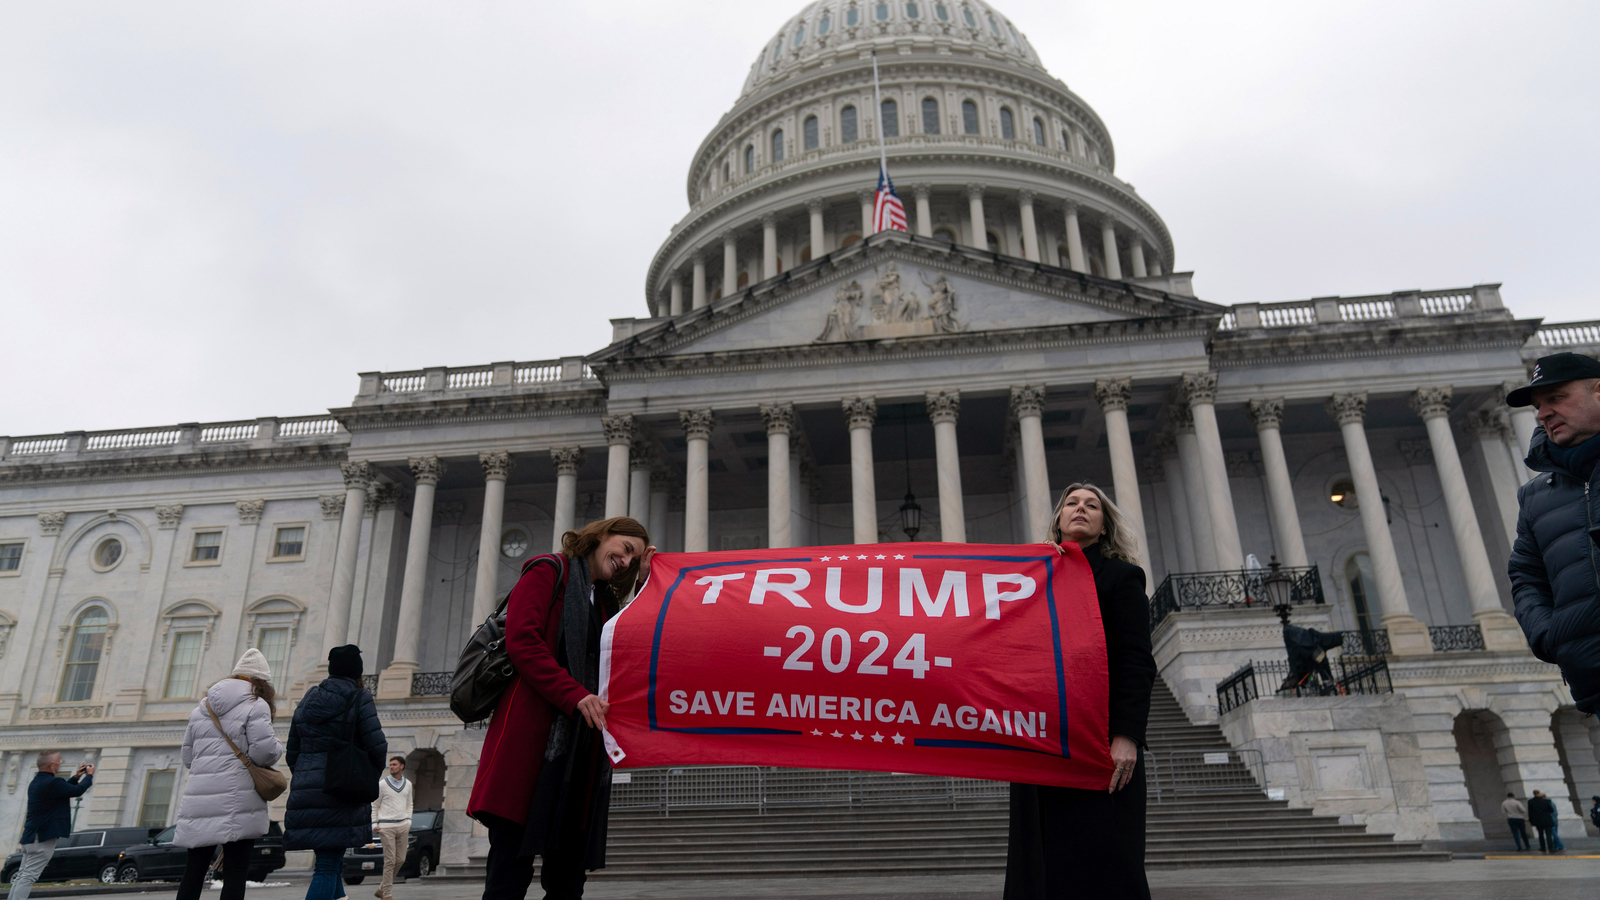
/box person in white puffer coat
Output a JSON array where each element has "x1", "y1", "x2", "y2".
[{"x1": 173, "y1": 649, "x2": 284, "y2": 900}]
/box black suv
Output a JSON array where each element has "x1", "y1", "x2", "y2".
[
  {"x1": 342, "y1": 810, "x2": 443, "y2": 884},
  {"x1": 2, "y1": 827, "x2": 155, "y2": 885},
  {"x1": 113, "y1": 821, "x2": 286, "y2": 883}
]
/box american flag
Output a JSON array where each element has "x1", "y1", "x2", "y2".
[{"x1": 872, "y1": 165, "x2": 908, "y2": 234}]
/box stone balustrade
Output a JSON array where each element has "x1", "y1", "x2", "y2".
[
  {"x1": 1220, "y1": 285, "x2": 1504, "y2": 331},
  {"x1": 0, "y1": 415, "x2": 345, "y2": 462},
  {"x1": 353, "y1": 357, "x2": 595, "y2": 405}
]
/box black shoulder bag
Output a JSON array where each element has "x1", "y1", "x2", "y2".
[
  {"x1": 324, "y1": 690, "x2": 380, "y2": 803},
  {"x1": 450, "y1": 554, "x2": 567, "y2": 723}
]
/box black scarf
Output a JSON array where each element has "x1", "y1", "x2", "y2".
[{"x1": 544, "y1": 556, "x2": 603, "y2": 762}]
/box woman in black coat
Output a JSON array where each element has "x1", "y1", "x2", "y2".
[
  {"x1": 1006, "y1": 482, "x2": 1159, "y2": 900},
  {"x1": 286, "y1": 645, "x2": 387, "y2": 900}
]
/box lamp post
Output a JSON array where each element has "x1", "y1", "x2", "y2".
[
  {"x1": 1259, "y1": 555, "x2": 1297, "y2": 625},
  {"x1": 900, "y1": 408, "x2": 921, "y2": 541}
]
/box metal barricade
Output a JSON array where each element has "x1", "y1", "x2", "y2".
[
  {"x1": 1156, "y1": 749, "x2": 1264, "y2": 799},
  {"x1": 606, "y1": 766, "x2": 1009, "y2": 816}
]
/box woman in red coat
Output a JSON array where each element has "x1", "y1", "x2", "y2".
[{"x1": 467, "y1": 516, "x2": 652, "y2": 900}]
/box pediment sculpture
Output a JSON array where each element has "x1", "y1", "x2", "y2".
[{"x1": 815, "y1": 261, "x2": 963, "y2": 343}]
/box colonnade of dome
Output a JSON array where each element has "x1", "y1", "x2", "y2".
[{"x1": 644, "y1": 0, "x2": 1178, "y2": 318}]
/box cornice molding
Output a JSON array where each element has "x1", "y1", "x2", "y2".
[
  {"x1": 330, "y1": 390, "x2": 607, "y2": 432},
  {"x1": 1209, "y1": 316, "x2": 1540, "y2": 368},
  {"x1": 0, "y1": 444, "x2": 346, "y2": 487}
]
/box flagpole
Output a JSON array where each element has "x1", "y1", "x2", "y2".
[{"x1": 871, "y1": 50, "x2": 889, "y2": 177}]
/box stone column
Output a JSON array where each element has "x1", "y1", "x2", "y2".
[
  {"x1": 913, "y1": 184, "x2": 932, "y2": 237},
  {"x1": 1248, "y1": 398, "x2": 1309, "y2": 567},
  {"x1": 670, "y1": 278, "x2": 684, "y2": 316},
  {"x1": 1010, "y1": 385, "x2": 1051, "y2": 541},
  {"x1": 325, "y1": 461, "x2": 371, "y2": 656},
  {"x1": 1062, "y1": 203, "x2": 1086, "y2": 273},
  {"x1": 1327, "y1": 393, "x2": 1432, "y2": 655},
  {"x1": 680, "y1": 409, "x2": 715, "y2": 552},
  {"x1": 550, "y1": 447, "x2": 583, "y2": 552},
  {"x1": 628, "y1": 441, "x2": 653, "y2": 521},
  {"x1": 857, "y1": 188, "x2": 874, "y2": 237},
  {"x1": 648, "y1": 470, "x2": 670, "y2": 549},
  {"x1": 602, "y1": 414, "x2": 635, "y2": 519},
  {"x1": 1100, "y1": 218, "x2": 1123, "y2": 280},
  {"x1": 926, "y1": 389, "x2": 967, "y2": 542},
  {"x1": 1129, "y1": 240, "x2": 1148, "y2": 278},
  {"x1": 722, "y1": 232, "x2": 738, "y2": 298},
  {"x1": 1172, "y1": 405, "x2": 1218, "y2": 571},
  {"x1": 807, "y1": 200, "x2": 825, "y2": 258},
  {"x1": 1504, "y1": 382, "x2": 1538, "y2": 480},
  {"x1": 1096, "y1": 378, "x2": 1152, "y2": 582},
  {"x1": 691, "y1": 256, "x2": 707, "y2": 309},
  {"x1": 844, "y1": 397, "x2": 879, "y2": 544},
  {"x1": 471, "y1": 452, "x2": 513, "y2": 625},
  {"x1": 762, "y1": 403, "x2": 795, "y2": 548},
  {"x1": 1182, "y1": 372, "x2": 1242, "y2": 570},
  {"x1": 1411, "y1": 387, "x2": 1525, "y2": 651},
  {"x1": 1018, "y1": 189, "x2": 1040, "y2": 262},
  {"x1": 1154, "y1": 436, "x2": 1198, "y2": 573},
  {"x1": 762, "y1": 214, "x2": 779, "y2": 279},
  {"x1": 965, "y1": 184, "x2": 988, "y2": 251},
  {"x1": 1465, "y1": 410, "x2": 1521, "y2": 545},
  {"x1": 381, "y1": 456, "x2": 446, "y2": 697}
]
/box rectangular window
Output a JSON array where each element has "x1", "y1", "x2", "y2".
[
  {"x1": 191, "y1": 531, "x2": 221, "y2": 562},
  {"x1": 273, "y1": 527, "x2": 305, "y2": 559},
  {"x1": 0, "y1": 542, "x2": 22, "y2": 572},
  {"x1": 163, "y1": 632, "x2": 202, "y2": 699},
  {"x1": 257, "y1": 627, "x2": 290, "y2": 681},
  {"x1": 139, "y1": 770, "x2": 176, "y2": 828},
  {"x1": 840, "y1": 106, "x2": 858, "y2": 144}
]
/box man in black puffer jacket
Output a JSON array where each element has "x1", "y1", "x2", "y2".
[
  {"x1": 286, "y1": 645, "x2": 386, "y2": 899},
  {"x1": 1506, "y1": 353, "x2": 1600, "y2": 713}
]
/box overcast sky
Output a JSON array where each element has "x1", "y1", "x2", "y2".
[{"x1": 3, "y1": 1, "x2": 1595, "y2": 437}]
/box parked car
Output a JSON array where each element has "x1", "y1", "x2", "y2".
[
  {"x1": 2, "y1": 827, "x2": 155, "y2": 885},
  {"x1": 113, "y1": 821, "x2": 285, "y2": 884},
  {"x1": 342, "y1": 810, "x2": 442, "y2": 884}
]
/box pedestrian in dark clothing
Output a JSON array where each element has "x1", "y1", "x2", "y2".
[
  {"x1": 14, "y1": 752, "x2": 94, "y2": 900},
  {"x1": 1501, "y1": 793, "x2": 1530, "y2": 851},
  {"x1": 1527, "y1": 790, "x2": 1565, "y2": 853},
  {"x1": 467, "y1": 516, "x2": 652, "y2": 900},
  {"x1": 286, "y1": 645, "x2": 387, "y2": 900},
  {"x1": 1505, "y1": 353, "x2": 1600, "y2": 712},
  {"x1": 1006, "y1": 484, "x2": 1158, "y2": 900},
  {"x1": 1590, "y1": 795, "x2": 1600, "y2": 832}
]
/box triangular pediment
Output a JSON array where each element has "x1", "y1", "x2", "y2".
[{"x1": 596, "y1": 234, "x2": 1220, "y2": 363}]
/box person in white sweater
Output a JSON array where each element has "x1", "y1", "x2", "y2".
[{"x1": 371, "y1": 756, "x2": 414, "y2": 899}]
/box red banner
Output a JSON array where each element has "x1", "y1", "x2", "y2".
[{"x1": 598, "y1": 542, "x2": 1111, "y2": 790}]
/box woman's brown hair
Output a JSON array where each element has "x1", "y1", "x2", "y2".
[
  {"x1": 222, "y1": 676, "x2": 277, "y2": 718},
  {"x1": 1045, "y1": 482, "x2": 1142, "y2": 566},
  {"x1": 560, "y1": 516, "x2": 651, "y2": 600}
]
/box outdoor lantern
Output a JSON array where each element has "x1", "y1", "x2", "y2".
[
  {"x1": 1260, "y1": 555, "x2": 1297, "y2": 624},
  {"x1": 900, "y1": 491, "x2": 922, "y2": 541}
]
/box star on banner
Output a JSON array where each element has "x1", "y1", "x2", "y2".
[
  {"x1": 875, "y1": 554, "x2": 886, "y2": 559},
  {"x1": 857, "y1": 554, "x2": 868, "y2": 560},
  {"x1": 831, "y1": 730, "x2": 844, "y2": 738},
  {"x1": 820, "y1": 556, "x2": 832, "y2": 561},
  {"x1": 870, "y1": 732, "x2": 884, "y2": 743},
  {"x1": 851, "y1": 732, "x2": 864, "y2": 740},
  {"x1": 811, "y1": 729, "x2": 823, "y2": 736},
  {"x1": 893, "y1": 554, "x2": 905, "y2": 560},
  {"x1": 891, "y1": 733, "x2": 905, "y2": 745}
]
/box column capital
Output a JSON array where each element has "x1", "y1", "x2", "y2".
[
  {"x1": 1149, "y1": 432, "x2": 1177, "y2": 459},
  {"x1": 1179, "y1": 372, "x2": 1218, "y2": 406},
  {"x1": 964, "y1": 182, "x2": 986, "y2": 199},
  {"x1": 1409, "y1": 385, "x2": 1453, "y2": 421},
  {"x1": 1016, "y1": 188, "x2": 1036, "y2": 204},
  {"x1": 318, "y1": 495, "x2": 344, "y2": 519},
  {"x1": 912, "y1": 183, "x2": 932, "y2": 200},
  {"x1": 550, "y1": 446, "x2": 584, "y2": 476},
  {"x1": 37, "y1": 510, "x2": 67, "y2": 534},
  {"x1": 761, "y1": 212, "x2": 778, "y2": 228},
  {"x1": 720, "y1": 229, "x2": 737, "y2": 244},
  {"x1": 806, "y1": 197, "x2": 825, "y2": 213},
  {"x1": 479, "y1": 450, "x2": 514, "y2": 480},
  {"x1": 408, "y1": 456, "x2": 446, "y2": 486},
  {"x1": 1169, "y1": 400, "x2": 1195, "y2": 434},
  {"x1": 843, "y1": 396, "x2": 878, "y2": 430},
  {"x1": 155, "y1": 504, "x2": 185, "y2": 529},
  {"x1": 629, "y1": 440, "x2": 658, "y2": 471},
  {"x1": 1009, "y1": 384, "x2": 1046, "y2": 419},
  {"x1": 1093, "y1": 377, "x2": 1132, "y2": 412},
  {"x1": 1247, "y1": 398, "x2": 1285, "y2": 431},
  {"x1": 339, "y1": 460, "x2": 373, "y2": 490},
  {"x1": 649, "y1": 468, "x2": 674, "y2": 492},
  {"x1": 601, "y1": 414, "x2": 637, "y2": 446},
  {"x1": 761, "y1": 402, "x2": 797, "y2": 436},
  {"x1": 856, "y1": 187, "x2": 875, "y2": 204},
  {"x1": 1327, "y1": 392, "x2": 1368, "y2": 426},
  {"x1": 1100, "y1": 216, "x2": 1119, "y2": 234},
  {"x1": 236, "y1": 498, "x2": 265, "y2": 524},
  {"x1": 679, "y1": 408, "x2": 717, "y2": 440},
  {"x1": 925, "y1": 389, "x2": 961, "y2": 424},
  {"x1": 1464, "y1": 408, "x2": 1511, "y2": 440},
  {"x1": 1062, "y1": 200, "x2": 1080, "y2": 216}
]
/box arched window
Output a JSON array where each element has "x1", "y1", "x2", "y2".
[
  {"x1": 934, "y1": 2, "x2": 949, "y2": 21},
  {"x1": 934, "y1": 226, "x2": 958, "y2": 243},
  {"x1": 1089, "y1": 257, "x2": 1104, "y2": 277},
  {"x1": 876, "y1": 2, "x2": 890, "y2": 20},
  {"x1": 794, "y1": 25, "x2": 806, "y2": 46},
  {"x1": 800, "y1": 244, "x2": 813, "y2": 264},
  {"x1": 986, "y1": 230, "x2": 1003, "y2": 253},
  {"x1": 737, "y1": 271, "x2": 750, "y2": 289},
  {"x1": 962, "y1": 7, "x2": 976, "y2": 27},
  {"x1": 59, "y1": 607, "x2": 109, "y2": 702},
  {"x1": 771, "y1": 41, "x2": 783, "y2": 65},
  {"x1": 881, "y1": 98, "x2": 899, "y2": 138},
  {"x1": 987, "y1": 14, "x2": 1001, "y2": 36},
  {"x1": 771, "y1": 130, "x2": 784, "y2": 162},
  {"x1": 804, "y1": 115, "x2": 819, "y2": 150},
  {"x1": 961, "y1": 100, "x2": 979, "y2": 135},
  {"x1": 1032, "y1": 117, "x2": 1045, "y2": 145},
  {"x1": 840, "y1": 233, "x2": 862, "y2": 247},
  {"x1": 905, "y1": 2, "x2": 919, "y2": 18},
  {"x1": 840, "y1": 105, "x2": 858, "y2": 143},
  {"x1": 1061, "y1": 129, "x2": 1072, "y2": 154},
  {"x1": 744, "y1": 144, "x2": 755, "y2": 173},
  {"x1": 921, "y1": 97, "x2": 940, "y2": 134},
  {"x1": 1088, "y1": 144, "x2": 1100, "y2": 166},
  {"x1": 818, "y1": 13, "x2": 831, "y2": 35},
  {"x1": 847, "y1": 6, "x2": 860, "y2": 27},
  {"x1": 999, "y1": 107, "x2": 1014, "y2": 140},
  {"x1": 723, "y1": 161, "x2": 730, "y2": 182}
]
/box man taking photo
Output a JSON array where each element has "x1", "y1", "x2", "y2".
[
  {"x1": 1507, "y1": 351, "x2": 1600, "y2": 713},
  {"x1": 13, "y1": 751, "x2": 94, "y2": 900}
]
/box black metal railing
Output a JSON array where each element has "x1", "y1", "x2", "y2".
[
  {"x1": 1216, "y1": 656, "x2": 1393, "y2": 715},
  {"x1": 361, "y1": 674, "x2": 379, "y2": 692},
  {"x1": 1336, "y1": 629, "x2": 1391, "y2": 656},
  {"x1": 1150, "y1": 565, "x2": 1323, "y2": 623},
  {"x1": 1429, "y1": 624, "x2": 1485, "y2": 652},
  {"x1": 410, "y1": 672, "x2": 452, "y2": 696}
]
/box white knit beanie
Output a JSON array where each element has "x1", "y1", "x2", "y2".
[{"x1": 232, "y1": 648, "x2": 271, "y2": 681}]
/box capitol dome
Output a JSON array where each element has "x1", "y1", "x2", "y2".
[{"x1": 644, "y1": 0, "x2": 1177, "y2": 317}]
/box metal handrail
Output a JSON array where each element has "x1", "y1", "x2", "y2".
[
  {"x1": 1150, "y1": 565, "x2": 1323, "y2": 624},
  {"x1": 1217, "y1": 656, "x2": 1394, "y2": 715}
]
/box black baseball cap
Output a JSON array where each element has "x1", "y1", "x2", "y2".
[{"x1": 1506, "y1": 352, "x2": 1600, "y2": 407}]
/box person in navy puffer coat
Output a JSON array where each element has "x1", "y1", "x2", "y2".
[
  {"x1": 286, "y1": 645, "x2": 386, "y2": 900},
  {"x1": 1506, "y1": 353, "x2": 1600, "y2": 713}
]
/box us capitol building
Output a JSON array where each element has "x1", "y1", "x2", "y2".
[{"x1": 4, "y1": 0, "x2": 1600, "y2": 866}]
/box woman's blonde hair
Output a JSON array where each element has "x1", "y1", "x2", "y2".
[
  {"x1": 1045, "y1": 482, "x2": 1141, "y2": 566},
  {"x1": 560, "y1": 516, "x2": 651, "y2": 600}
]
